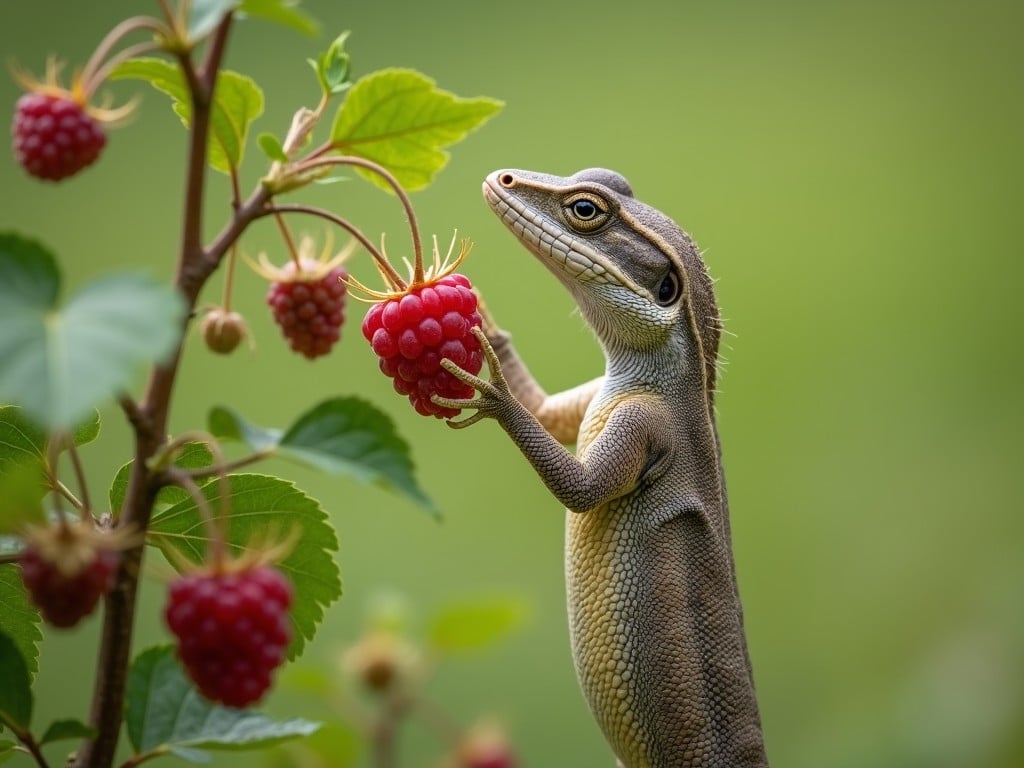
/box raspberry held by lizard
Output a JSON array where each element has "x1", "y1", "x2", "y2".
[{"x1": 349, "y1": 233, "x2": 483, "y2": 418}]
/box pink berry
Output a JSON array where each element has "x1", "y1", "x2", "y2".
[
  {"x1": 267, "y1": 260, "x2": 348, "y2": 359},
  {"x1": 165, "y1": 566, "x2": 293, "y2": 708},
  {"x1": 12, "y1": 92, "x2": 106, "y2": 181},
  {"x1": 361, "y1": 273, "x2": 483, "y2": 418},
  {"x1": 19, "y1": 532, "x2": 118, "y2": 629}
]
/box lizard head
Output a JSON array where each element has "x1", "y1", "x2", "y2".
[{"x1": 482, "y1": 167, "x2": 722, "y2": 394}]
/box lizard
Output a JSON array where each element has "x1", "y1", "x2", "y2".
[{"x1": 432, "y1": 167, "x2": 768, "y2": 767}]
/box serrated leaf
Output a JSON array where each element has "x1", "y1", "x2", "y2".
[
  {"x1": 0, "y1": 566, "x2": 41, "y2": 679},
  {"x1": 126, "y1": 646, "x2": 320, "y2": 759},
  {"x1": 258, "y1": 132, "x2": 288, "y2": 162},
  {"x1": 39, "y1": 719, "x2": 96, "y2": 745},
  {"x1": 210, "y1": 398, "x2": 435, "y2": 513},
  {"x1": 429, "y1": 597, "x2": 527, "y2": 653},
  {"x1": 0, "y1": 407, "x2": 100, "y2": 471},
  {"x1": 188, "y1": 0, "x2": 238, "y2": 41},
  {"x1": 148, "y1": 474, "x2": 341, "y2": 658},
  {"x1": 330, "y1": 68, "x2": 503, "y2": 191},
  {"x1": 0, "y1": 631, "x2": 32, "y2": 733},
  {"x1": 239, "y1": 0, "x2": 319, "y2": 36},
  {"x1": 309, "y1": 31, "x2": 351, "y2": 95},
  {"x1": 111, "y1": 59, "x2": 264, "y2": 175},
  {"x1": 109, "y1": 442, "x2": 214, "y2": 517},
  {"x1": 0, "y1": 235, "x2": 185, "y2": 430}
]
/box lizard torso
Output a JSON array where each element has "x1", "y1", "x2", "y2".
[{"x1": 439, "y1": 167, "x2": 768, "y2": 767}]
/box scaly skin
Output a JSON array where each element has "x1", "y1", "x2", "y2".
[{"x1": 435, "y1": 168, "x2": 767, "y2": 767}]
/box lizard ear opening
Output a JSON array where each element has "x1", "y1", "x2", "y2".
[{"x1": 655, "y1": 270, "x2": 682, "y2": 306}]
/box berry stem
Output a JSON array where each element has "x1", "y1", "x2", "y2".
[
  {"x1": 45, "y1": 436, "x2": 70, "y2": 528},
  {"x1": 266, "y1": 203, "x2": 407, "y2": 291},
  {"x1": 78, "y1": 16, "x2": 169, "y2": 99},
  {"x1": 167, "y1": 469, "x2": 228, "y2": 568},
  {"x1": 298, "y1": 155, "x2": 425, "y2": 283},
  {"x1": 65, "y1": 438, "x2": 95, "y2": 524},
  {"x1": 274, "y1": 210, "x2": 304, "y2": 271},
  {"x1": 221, "y1": 244, "x2": 239, "y2": 312}
]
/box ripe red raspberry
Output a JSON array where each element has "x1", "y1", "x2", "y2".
[
  {"x1": 18, "y1": 524, "x2": 119, "y2": 629},
  {"x1": 361, "y1": 272, "x2": 483, "y2": 418},
  {"x1": 12, "y1": 92, "x2": 106, "y2": 181},
  {"x1": 165, "y1": 566, "x2": 293, "y2": 708}
]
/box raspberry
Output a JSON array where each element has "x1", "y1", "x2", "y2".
[
  {"x1": 12, "y1": 92, "x2": 106, "y2": 181},
  {"x1": 253, "y1": 234, "x2": 354, "y2": 358},
  {"x1": 361, "y1": 272, "x2": 483, "y2": 418},
  {"x1": 18, "y1": 524, "x2": 119, "y2": 629},
  {"x1": 165, "y1": 566, "x2": 293, "y2": 708}
]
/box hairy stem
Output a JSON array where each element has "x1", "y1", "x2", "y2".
[{"x1": 71, "y1": 14, "x2": 239, "y2": 768}]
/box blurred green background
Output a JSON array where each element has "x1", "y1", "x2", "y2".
[{"x1": 2, "y1": 0, "x2": 1022, "y2": 766}]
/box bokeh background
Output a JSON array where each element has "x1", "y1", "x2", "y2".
[{"x1": 2, "y1": 0, "x2": 1022, "y2": 766}]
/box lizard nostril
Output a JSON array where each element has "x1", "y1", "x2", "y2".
[{"x1": 498, "y1": 172, "x2": 515, "y2": 188}]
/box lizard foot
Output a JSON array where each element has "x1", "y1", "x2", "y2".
[{"x1": 432, "y1": 326, "x2": 512, "y2": 429}]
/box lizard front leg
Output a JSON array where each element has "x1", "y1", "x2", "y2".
[
  {"x1": 476, "y1": 298, "x2": 601, "y2": 445},
  {"x1": 434, "y1": 328, "x2": 658, "y2": 513}
]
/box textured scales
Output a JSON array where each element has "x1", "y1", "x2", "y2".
[{"x1": 435, "y1": 168, "x2": 767, "y2": 766}]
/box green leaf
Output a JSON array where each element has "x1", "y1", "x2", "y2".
[
  {"x1": 39, "y1": 719, "x2": 96, "y2": 745},
  {"x1": 188, "y1": 0, "x2": 238, "y2": 41},
  {"x1": 109, "y1": 442, "x2": 214, "y2": 517},
  {"x1": 330, "y1": 68, "x2": 503, "y2": 191},
  {"x1": 111, "y1": 59, "x2": 264, "y2": 175},
  {"x1": 148, "y1": 474, "x2": 341, "y2": 659},
  {"x1": 210, "y1": 398, "x2": 435, "y2": 513},
  {"x1": 0, "y1": 406, "x2": 101, "y2": 531},
  {"x1": 0, "y1": 739, "x2": 15, "y2": 765},
  {"x1": 0, "y1": 235, "x2": 185, "y2": 430},
  {"x1": 239, "y1": 0, "x2": 319, "y2": 36},
  {"x1": 258, "y1": 132, "x2": 288, "y2": 162},
  {"x1": 308, "y1": 31, "x2": 351, "y2": 95},
  {"x1": 208, "y1": 406, "x2": 280, "y2": 452},
  {"x1": 126, "y1": 646, "x2": 320, "y2": 759},
  {"x1": 0, "y1": 232, "x2": 58, "y2": 308},
  {"x1": 0, "y1": 631, "x2": 32, "y2": 733},
  {"x1": 428, "y1": 597, "x2": 527, "y2": 653},
  {"x1": 0, "y1": 566, "x2": 41, "y2": 679}
]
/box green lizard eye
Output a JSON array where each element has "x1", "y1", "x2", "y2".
[
  {"x1": 656, "y1": 271, "x2": 682, "y2": 306},
  {"x1": 563, "y1": 192, "x2": 610, "y2": 232}
]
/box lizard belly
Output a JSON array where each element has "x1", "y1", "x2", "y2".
[
  {"x1": 566, "y1": 500, "x2": 654, "y2": 767},
  {"x1": 566, "y1": 496, "x2": 765, "y2": 768}
]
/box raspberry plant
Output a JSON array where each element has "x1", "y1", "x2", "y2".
[{"x1": 0, "y1": 3, "x2": 503, "y2": 767}]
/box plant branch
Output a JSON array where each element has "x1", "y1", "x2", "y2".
[
  {"x1": 185, "y1": 448, "x2": 274, "y2": 479},
  {"x1": 265, "y1": 203, "x2": 402, "y2": 288},
  {"x1": 299, "y1": 155, "x2": 424, "y2": 280},
  {"x1": 72, "y1": 13, "x2": 240, "y2": 768},
  {"x1": 0, "y1": 553, "x2": 20, "y2": 565},
  {"x1": 79, "y1": 16, "x2": 169, "y2": 96},
  {"x1": 10, "y1": 730, "x2": 50, "y2": 768},
  {"x1": 52, "y1": 480, "x2": 84, "y2": 512}
]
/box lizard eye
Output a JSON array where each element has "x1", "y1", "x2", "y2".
[
  {"x1": 563, "y1": 193, "x2": 610, "y2": 232},
  {"x1": 656, "y1": 271, "x2": 682, "y2": 306}
]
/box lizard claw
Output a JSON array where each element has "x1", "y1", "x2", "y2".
[{"x1": 433, "y1": 326, "x2": 512, "y2": 427}]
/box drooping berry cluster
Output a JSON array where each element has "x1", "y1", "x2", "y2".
[
  {"x1": 361, "y1": 273, "x2": 482, "y2": 418},
  {"x1": 165, "y1": 566, "x2": 293, "y2": 708},
  {"x1": 12, "y1": 92, "x2": 106, "y2": 181},
  {"x1": 19, "y1": 527, "x2": 119, "y2": 628},
  {"x1": 267, "y1": 259, "x2": 349, "y2": 359}
]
